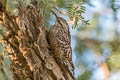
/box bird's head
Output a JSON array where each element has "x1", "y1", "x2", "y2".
[
  {"x1": 56, "y1": 17, "x2": 69, "y2": 28},
  {"x1": 51, "y1": 10, "x2": 69, "y2": 28}
]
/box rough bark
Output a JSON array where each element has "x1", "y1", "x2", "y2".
[{"x1": 0, "y1": 0, "x2": 74, "y2": 80}]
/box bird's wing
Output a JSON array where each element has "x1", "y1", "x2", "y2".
[{"x1": 56, "y1": 29, "x2": 72, "y2": 60}]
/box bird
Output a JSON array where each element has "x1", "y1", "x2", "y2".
[{"x1": 48, "y1": 10, "x2": 74, "y2": 75}]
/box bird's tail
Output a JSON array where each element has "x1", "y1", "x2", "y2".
[{"x1": 65, "y1": 60, "x2": 74, "y2": 75}]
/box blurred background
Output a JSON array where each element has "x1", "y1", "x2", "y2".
[{"x1": 70, "y1": 0, "x2": 120, "y2": 80}]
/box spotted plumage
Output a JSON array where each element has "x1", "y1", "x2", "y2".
[{"x1": 48, "y1": 11, "x2": 74, "y2": 74}]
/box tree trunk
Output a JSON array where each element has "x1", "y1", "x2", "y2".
[{"x1": 0, "y1": 0, "x2": 74, "y2": 80}]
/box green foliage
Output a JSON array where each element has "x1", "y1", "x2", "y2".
[
  {"x1": 108, "y1": 54, "x2": 120, "y2": 69},
  {"x1": 106, "y1": 40, "x2": 120, "y2": 69},
  {"x1": 65, "y1": 1, "x2": 89, "y2": 28},
  {"x1": 77, "y1": 71, "x2": 91, "y2": 80},
  {"x1": 39, "y1": 0, "x2": 89, "y2": 28},
  {"x1": 75, "y1": 39, "x2": 87, "y2": 54}
]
